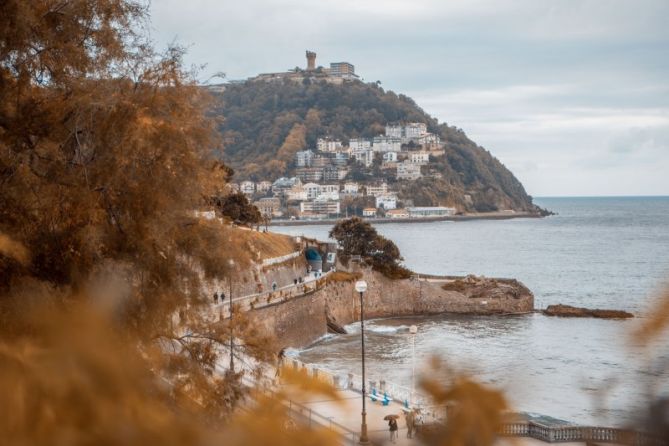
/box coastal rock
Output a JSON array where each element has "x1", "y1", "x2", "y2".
[
  {"x1": 543, "y1": 304, "x2": 633, "y2": 319},
  {"x1": 441, "y1": 275, "x2": 530, "y2": 300}
]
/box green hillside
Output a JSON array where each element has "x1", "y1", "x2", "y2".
[{"x1": 211, "y1": 79, "x2": 541, "y2": 213}]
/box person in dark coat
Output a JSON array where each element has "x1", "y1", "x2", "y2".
[{"x1": 388, "y1": 417, "x2": 399, "y2": 443}]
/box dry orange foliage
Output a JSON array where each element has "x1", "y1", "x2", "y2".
[
  {"x1": 419, "y1": 358, "x2": 509, "y2": 446},
  {"x1": 0, "y1": 303, "x2": 342, "y2": 446}
]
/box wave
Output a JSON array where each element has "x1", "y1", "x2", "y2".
[{"x1": 344, "y1": 321, "x2": 410, "y2": 334}]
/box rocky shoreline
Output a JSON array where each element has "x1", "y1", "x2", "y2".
[
  {"x1": 543, "y1": 304, "x2": 634, "y2": 319},
  {"x1": 270, "y1": 211, "x2": 543, "y2": 227}
]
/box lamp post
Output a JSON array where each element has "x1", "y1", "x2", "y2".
[
  {"x1": 228, "y1": 259, "x2": 235, "y2": 374},
  {"x1": 355, "y1": 280, "x2": 369, "y2": 445},
  {"x1": 409, "y1": 325, "x2": 418, "y2": 407}
]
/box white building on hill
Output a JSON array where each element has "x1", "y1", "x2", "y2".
[
  {"x1": 352, "y1": 148, "x2": 374, "y2": 167},
  {"x1": 410, "y1": 151, "x2": 430, "y2": 165},
  {"x1": 376, "y1": 194, "x2": 397, "y2": 210},
  {"x1": 407, "y1": 206, "x2": 455, "y2": 218},
  {"x1": 372, "y1": 136, "x2": 401, "y2": 152},
  {"x1": 295, "y1": 150, "x2": 315, "y2": 167},
  {"x1": 317, "y1": 137, "x2": 343, "y2": 152},
  {"x1": 397, "y1": 161, "x2": 422, "y2": 180},
  {"x1": 349, "y1": 138, "x2": 372, "y2": 151},
  {"x1": 240, "y1": 181, "x2": 255, "y2": 195},
  {"x1": 365, "y1": 183, "x2": 388, "y2": 197}
]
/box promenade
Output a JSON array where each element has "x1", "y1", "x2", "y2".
[{"x1": 284, "y1": 382, "x2": 585, "y2": 446}]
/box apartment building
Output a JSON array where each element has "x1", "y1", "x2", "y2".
[
  {"x1": 375, "y1": 194, "x2": 397, "y2": 210},
  {"x1": 349, "y1": 138, "x2": 372, "y2": 151},
  {"x1": 295, "y1": 150, "x2": 315, "y2": 167},
  {"x1": 295, "y1": 167, "x2": 324, "y2": 182},
  {"x1": 300, "y1": 199, "x2": 341, "y2": 217},
  {"x1": 255, "y1": 181, "x2": 273, "y2": 193},
  {"x1": 365, "y1": 183, "x2": 388, "y2": 197},
  {"x1": 317, "y1": 137, "x2": 343, "y2": 152},
  {"x1": 372, "y1": 135, "x2": 401, "y2": 152},
  {"x1": 397, "y1": 161, "x2": 422, "y2": 180},
  {"x1": 253, "y1": 197, "x2": 282, "y2": 218},
  {"x1": 240, "y1": 181, "x2": 255, "y2": 195},
  {"x1": 352, "y1": 148, "x2": 374, "y2": 167},
  {"x1": 410, "y1": 151, "x2": 430, "y2": 165}
]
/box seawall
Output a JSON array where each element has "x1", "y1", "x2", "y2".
[{"x1": 248, "y1": 269, "x2": 534, "y2": 349}]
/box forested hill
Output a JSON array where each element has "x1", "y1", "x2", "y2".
[{"x1": 211, "y1": 79, "x2": 541, "y2": 213}]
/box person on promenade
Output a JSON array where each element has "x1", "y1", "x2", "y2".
[
  {"x1": 213, "y1": 292, "x2": 218, "y2": 304},
  {"x1": 272, "y1": 281, "x2": 277, "y2": 292},
  {"x1": 389, "y1": 417, "x2": 398, "y2": 443},
  {"x1": 275, "y1": 348, "x2": 286, "y2": 378}
]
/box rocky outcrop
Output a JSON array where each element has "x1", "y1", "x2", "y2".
[
  {"x1": 441, "y1": 275, "x2": 531, "y2": 300},
  {"x1": 543, "y1": 304, "x2": 633, "y2": 319}
]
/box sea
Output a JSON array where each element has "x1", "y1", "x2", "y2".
[{"x1": 270, "y1": 197, "x2": 669, "y2": 427}]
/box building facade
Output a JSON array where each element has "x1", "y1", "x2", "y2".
[
  {"x1": 295, "y1": 150, "x2": 315, "y2": 167},
  {"x1": 410, "y1": 151, "x2": 430, "y2": 165},
  {"x1": 375, "y1": 194, "x2": 397, "y2": 210},
  {"x1": 396, "y1": 161, "x2": 422, "y2": 180},
  {"x1": 240, "y1": 181, "x2": 255, "y2": 195},
  {"x1": 406, "y1": 206, "x2": 456, "y2": 218},
  {"x1": 365, "y1": 183, "x2": 388, "y2": 196},
  {"x1": 300, "y1": 199, "x2": 341, "y2": 217},
  {"x1": 349, "y1": 138, "x2": 372, "y2": 151},
  {"x1": 253, "y1": 197, "x2": 282, "y2": 217},
  {"x1": 317, "y1": 137, "x2": 343, "y2": 152},
  {"x1": 372, "y1": 135, "x2": 401, "y2": 152}
]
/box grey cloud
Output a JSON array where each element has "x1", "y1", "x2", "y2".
[{"x1": 150, "y1": 0, "x2": 669, "y2": 196}]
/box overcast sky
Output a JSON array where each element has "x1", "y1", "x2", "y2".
[{"x1": 151, "y1": 0, "x2": 669, "y2": 197}]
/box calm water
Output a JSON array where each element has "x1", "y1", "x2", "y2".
[{"x1": 271, "y1": 197, "x2": 669, "y2": 426}]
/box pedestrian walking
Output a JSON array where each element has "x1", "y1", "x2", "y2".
[
  {"x1": 389, "y1": 417, "x2": 399, "y2": 443},
  {"x1": 213, "y1": 292, "x2": 218, "y2": 304},
  {"x1": 275, "y1": 347, "x2": 286, "y2": 377},
  {"x1": 272, "y1": 281, "x2": 277, "y2": 292}
]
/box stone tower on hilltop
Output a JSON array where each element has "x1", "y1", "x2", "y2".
[{"x1": 306, "y1": 50, "x2": 316, "y2": 70}]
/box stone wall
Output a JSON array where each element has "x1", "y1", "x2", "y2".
[
  {"x1": 205, "y1": 256, "x2": 309, "y2": 299},
  {"x1": 249, "y1": 288, "x2": 328, "y2": 348},
  {"x1": 247, "y1": 269, "x2": 534, "y2": 349}
]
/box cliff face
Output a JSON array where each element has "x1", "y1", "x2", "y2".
[
  {"x1": 248, "y1": 270, "x2": 534, "y2": 349},
  {"x1": 210, "y1": 80, "x2": 541, "y2": 213}
]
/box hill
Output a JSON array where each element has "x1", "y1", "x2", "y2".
[{"x1": 211, "y1": 78, "x2": 542, "y2": 213}]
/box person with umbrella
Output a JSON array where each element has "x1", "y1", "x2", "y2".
[{"x1": 384, "y1": 414, "x2": 400, "y2": 443}]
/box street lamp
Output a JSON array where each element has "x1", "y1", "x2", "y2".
[
  {"x1": 228, "y1": 259, "x2": 235, "y2": 374},
  {"x1": 355, "y1": 280, "x2": 369, "y2": 445},
  {"x1": 409, "y1": 325, "x2": 418, "y2": 408}
]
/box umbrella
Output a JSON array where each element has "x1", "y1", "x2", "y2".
[{"x1": 384, "y1": 414, "x2": 400, "y2": 420}]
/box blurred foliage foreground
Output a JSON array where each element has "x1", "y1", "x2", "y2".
[{"x1": 0, "y1": 1, "x2": 667, "y2": 445}]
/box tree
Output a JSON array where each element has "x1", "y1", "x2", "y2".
[
  {"x1": 0, "y1": 0, "x2": 270, "y2": 422},
  {"x1": 329, "y1": 218, "x2": 410, "y2": 278},
  {"x1": 213, "y1": 192, "x2": 262, "y2": 226}
]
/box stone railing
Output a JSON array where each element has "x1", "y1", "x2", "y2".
[{"x1": 498, "y1": 421, "x2": 666, "y2": 446}]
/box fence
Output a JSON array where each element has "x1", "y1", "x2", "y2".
[
  {"x1": 287, "y1": 358, "x2": 446, "y2": 424},
  {"x1": 207, "y1": 271, "x2": 329, "y2": 320}
]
